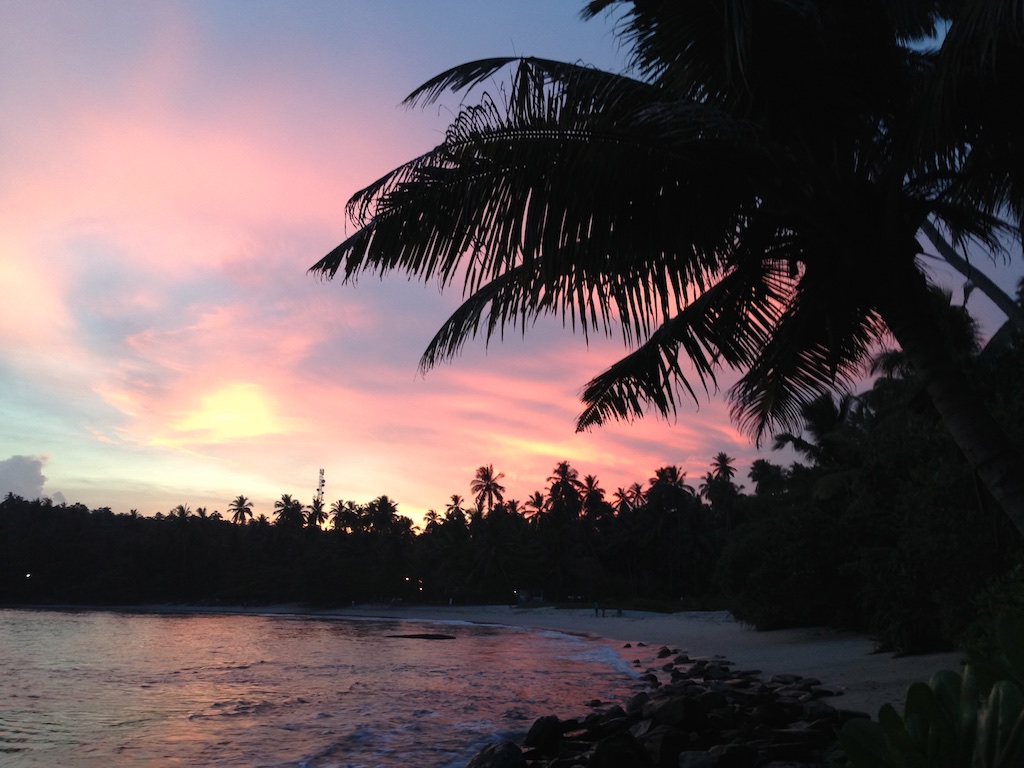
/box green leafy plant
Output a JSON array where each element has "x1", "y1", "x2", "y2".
[{"x1": 840, "y1": 616, "x2": 1024, "y2": 768}]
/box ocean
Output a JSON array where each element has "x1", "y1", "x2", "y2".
[{"x1": 0, "y1": 608, "x2": 641, "y2": 767}]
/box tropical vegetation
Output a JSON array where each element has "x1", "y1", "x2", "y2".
[{"x1": 310, "y1": 0, "x2": 1024, "y2": 539}]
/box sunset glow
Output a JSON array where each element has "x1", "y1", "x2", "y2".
[{"x1": 2, "y1": 1, "x2": 1020, "y2": 524}]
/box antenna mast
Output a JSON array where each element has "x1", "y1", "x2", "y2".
[{"x1": 315, "y1": 468, "x2": 325, "y2": 506}]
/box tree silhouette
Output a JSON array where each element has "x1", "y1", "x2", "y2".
[
  {"x1": 273, "y1": 494, "x2": 304, "y2": 530},
  {"x1": 305, "y1": 497, "x2": 327, "y2": 529},
  {"x1": 546, "y1": 461, "x2": 583, "y2": 520},
  {"x1": 470, "y1": 464, "x2": 506, "y2": 514},
  {"x1": 228, "y1": 495, "x2": 253, "y2": 525},
  {"x1": 311, "y1": 1, "x2": 1024, "y2": 534},
  {"x1": 523, "y1": 491, "x2": 547, "y2": 524},
  {"x1": 444, "y1": 494, "x2": 467, "y2": 525}
]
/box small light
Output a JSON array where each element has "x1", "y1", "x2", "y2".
[{"x1": 25, "y1": 573, "x2": 31, "y2": 578}]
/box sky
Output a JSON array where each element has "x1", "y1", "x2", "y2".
[{"x1": 2, "y1": 1, "x2": 1022, "y2": 525}]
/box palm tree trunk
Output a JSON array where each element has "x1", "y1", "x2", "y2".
[
  {"x1": 877, "y1": 264, "x2": 1024, "y2": 537},
  {"x1": 920, "y1": 219, "x2": 1024, "y2": 334}
]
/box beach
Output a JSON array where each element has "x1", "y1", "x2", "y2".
[{"x1": 308, "y1": 603, "x2": 964, "y2": 717}]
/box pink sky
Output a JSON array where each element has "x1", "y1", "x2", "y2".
[{"x1": 2, "y1": 2, "x2": 1021, "y2": 524}]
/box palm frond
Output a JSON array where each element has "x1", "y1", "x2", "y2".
[
  {"x1": 418, "y1": 262, "x2": 545, "y2": 370},
  {"x1": 575, "y1": 261, "x2": 789, "y2": 430},
  {"x1": 728, "y1": 261, "x2": 887, "y2": 443},
  {"x1": 312, "y1": 61, "x2": 767, "y2": 351},
  {"x1": 921, "y1": 0, "x2": 1024, "y2": 231}
]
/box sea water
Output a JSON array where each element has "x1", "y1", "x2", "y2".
[{"x1": 0, "y1": 608, "x2": 641, "y2": 767}]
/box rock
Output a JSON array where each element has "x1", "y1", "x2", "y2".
[
  {"x1": 464, "y1": 741, "x2": 527, "y2": 768},
  {"x1": 677, "y1": 751, "x2": 714, "y2": 768},
  {"x1": 801, "y1": 699, "x2": 838, "y2": 720},
  {"x1": 768, "y1": 674, "x2": 803, "y2": 685},
  {"x1": 626, "y1": 691, "x2": 651, "y2": 716},
  {"x1": 523, "y1": 714, "x2": 562, "y2": 754},
  {"x1": 694, "y1": 689, "x2": 727, "y2": 712},
  {"x1": 601, "y1": 704, "x2": 627, "y2": 723},
  {"x1": 642, "y1": 694, "x2": 705, "y2": 728},
  {"x1": 589, "y1": 731, "x2": 654, "y2": 767},
  {"x1": 634, "y1": 723, "x2": 688, "y2": 767},
  {"x1": 464, "y1": 646, "x2": 849, "y2": 768},
  {"x1": 709, "y1": 743, "x2": 759, "y2": 768}
]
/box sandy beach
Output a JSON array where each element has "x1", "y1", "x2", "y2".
[{"x1": 302, "y1": 603, "x2": 964, "y2": 717}]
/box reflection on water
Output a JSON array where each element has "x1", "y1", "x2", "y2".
[{"x1": 0, "y1": 609, "x2": 639, "y2": 767}]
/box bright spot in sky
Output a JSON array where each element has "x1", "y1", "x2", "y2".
[{"x1": 170, "y1": 383, "x2": 285, "y2": 443}]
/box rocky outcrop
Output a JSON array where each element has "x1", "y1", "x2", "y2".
[{"x1": 465, "y1": 645, "x2": 864, "y2": 768}]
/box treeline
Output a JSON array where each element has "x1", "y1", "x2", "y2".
[{"x1": 3, "y1": 295, "x2": 1023, "y2": 654}]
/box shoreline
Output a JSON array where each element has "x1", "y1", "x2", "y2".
[{"x1": 4, "y1": 601, "x2": 964, "y2": 716}]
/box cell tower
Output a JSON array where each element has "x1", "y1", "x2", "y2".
[{"x1": 315, "y1": 468, "x2": 325, "y2": 506}]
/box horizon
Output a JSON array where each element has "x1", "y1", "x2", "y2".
[{"x1": 3, "y1": 1, "x2": 1021, "y2": 526}]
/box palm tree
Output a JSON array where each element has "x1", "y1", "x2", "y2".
[
  {"x1": 648, "y1": 466, "x2": 696, "y2": 497},
  {"x1": 228, "y1": 495, "x2": 253, "y2": 525},
  {"x1": 365, "y1": 495, "x2": 400, "y2": 534},
  {"x1": 273, "y1": 494, "x2": 304, "y2": 530},
  {"x1": 710, "y1": 453, "x2": 736, "y2": 485},
  {"x1": 330, "y1": 499, "x2": 361, "y2": 532},
  {"x1": 444, "y1": 494, "x2": 467, "y2": 525},
  {"x1": 470, "y1": 464, "x2": 506, "y2": 514},
  {"x1": 546, "y1": 461, "x2": 583, "y2": 518},
  {"x1": 305, "y1": 496, "x2": 327, "y2": 529},
  {"x1": 580, "y1": 474, "x2": 605, "y2": 511},
  {"x1": 311, "y1": 2, "x2": 1024, "y2": 534},
  {"x1": 612, "y1": 487, "x2": 633, "y2": 516},
  {"x1": 523, "y1": 490, "x2": 548, "y2": 523},
  {"x1": 748, "y1": 459, "x2": 788, "y2": 498},
  {"x1": 700, "y1": 454, "x2": 743, "y2": 529}
]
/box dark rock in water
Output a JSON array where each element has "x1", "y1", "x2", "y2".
[
  {"x1": 589, "y1": 731, "x2": 653, "y2": 767},
  {"x1": 678, "y1": 751, "x2": 714, "y2": 768},
  {"x1": 656, "y1": 646, "x2": 673, "y2": 658},
  {"x1": 465, "y1": 741, "x2": 527, "y2": 768},
  {"x1": 643, "y1": 694, "x2": 707, "y2": 729},
  {"x1": 709, "y1": 743, "x2": 759, "y2": 768},
  {"x1": 524, "y1": 714, "x2": 562, "y2": 754},
  {"x1": 385, "y1": 633, "x2": 456, "y2": 640},
  {"x1": 469, "y1": 644, "x2": 853, "y2": 767},
  {"x1": 625, "y1": 691, "x2": 651, "y2": 717},
  {"x1": 634, "y1": 723, "x2": 688, "y2": 767},
  {"x1": 600, "y1": 704, "x2": 627, "y2": 723}
]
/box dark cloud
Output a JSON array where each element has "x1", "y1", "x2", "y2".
[{"x1": 0, "y1": 455, "x2": 48, "y2": 499}]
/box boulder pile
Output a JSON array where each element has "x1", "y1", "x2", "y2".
[{"x1": 465, "y1": 645, "x2": 866, "y2": 768}]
